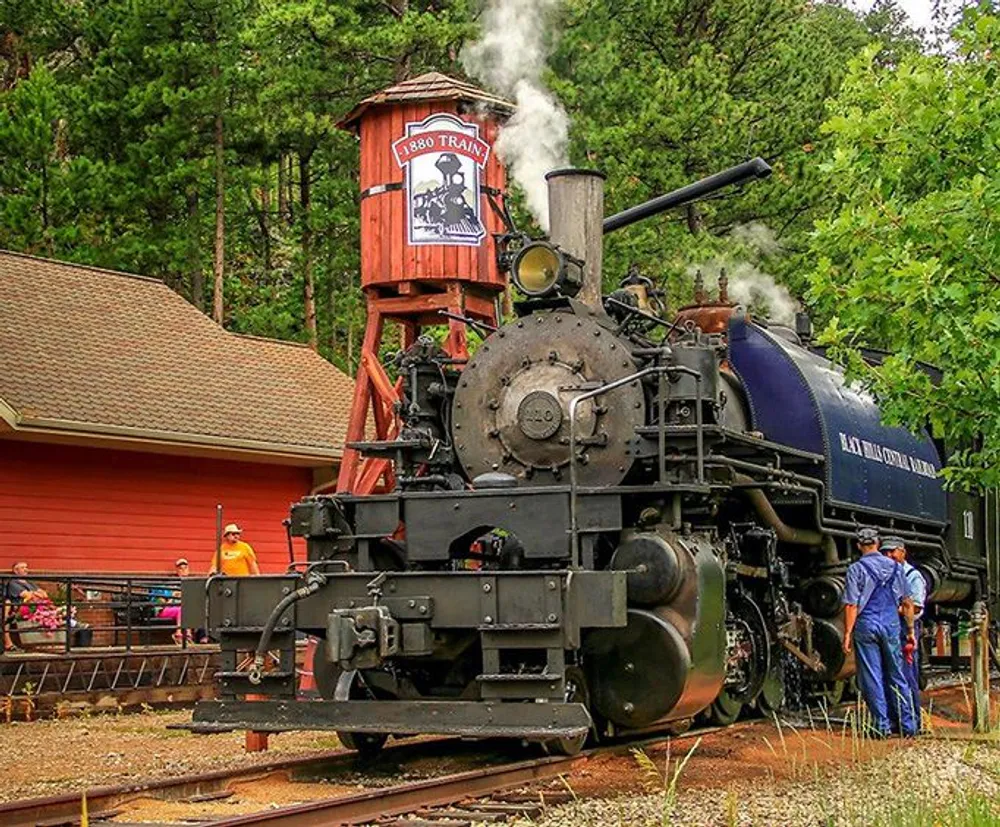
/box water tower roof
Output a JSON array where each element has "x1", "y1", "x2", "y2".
[{"x1": 339, "y1": 72, "x2": 513, "y2": 133}]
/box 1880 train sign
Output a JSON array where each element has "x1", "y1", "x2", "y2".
[{"x1": 392, "y1": 113, "x2": 490, "y2": 246}]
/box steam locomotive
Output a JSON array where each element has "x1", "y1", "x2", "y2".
[{"x1": 184, "y1": 159, "x2": 997, "y2": 756}]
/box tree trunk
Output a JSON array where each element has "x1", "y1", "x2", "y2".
[
  {"x1": 391, "y1": 0, "x2": 411, "y2": 80},
  {"x1": 686, "y1": 202, "x2": 702, "y2": 235},
  {"x1": 326, "y1": 246, "x2": 337, "y2": 357},
  {"x1": 188, "y1": 188, "x2": 204, "y2": 310},
  {"x1": 299, "y1": 150, "x2": 317, "y2": 350},
  {"x1": 260, "y1": 160, "x2": 272, "y2": 274},
  {"x1": 212, "y1": 64, "x2": 225, "y2": 325},
  {"x1": 277, "y1": 153, "x2": 287, "y2": 224}
]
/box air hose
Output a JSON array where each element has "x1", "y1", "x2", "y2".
[{"x1": 248, "y1": 571, "x2": 327, "y2": 685}]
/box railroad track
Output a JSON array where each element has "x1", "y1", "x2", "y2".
[
  {"x1": 4, "y1": 677, "x2": 985, "y2": 827},
  {"x1": 0, "y1": 736, "x2": 466, "y2": 827},
  {"x1": 0, "y1": 722, "x2": 726, "y2": 827}
]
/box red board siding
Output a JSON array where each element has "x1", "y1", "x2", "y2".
[
  {"x1": 359, "y1": 101, "x2": 508, "y2": 292},
  {"x1": 0, "y1": 441, "x2": 311, "y2": 574}
]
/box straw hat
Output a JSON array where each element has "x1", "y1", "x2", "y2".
[{"x1": 223, "y1": 523, "x2": 242, "y2": 535}]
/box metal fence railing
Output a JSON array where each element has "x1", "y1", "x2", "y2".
[{"x1": 1, "y1": 574, "x2": 200, "y2": 654}]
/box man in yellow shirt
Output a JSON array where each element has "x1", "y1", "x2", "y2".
[{"x1": 210, "y1": 523, "x2": 261, "y2": 576}]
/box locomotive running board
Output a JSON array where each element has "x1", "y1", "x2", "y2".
[{"x1": 184, "y1": 699, "x2": 592, "y2": 741}]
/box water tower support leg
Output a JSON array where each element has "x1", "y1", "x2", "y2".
[{"x1": 336, "y1": 308, "x2": 385, "y2": 493}]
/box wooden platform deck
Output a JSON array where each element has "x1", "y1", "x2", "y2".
[{"x1": 0, "y1": 644, "x2": 220, "y2": 719}]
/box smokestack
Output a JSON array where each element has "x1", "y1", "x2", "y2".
[{"x1": 545, "y1": 168, "x2": 606, "y2": 309}]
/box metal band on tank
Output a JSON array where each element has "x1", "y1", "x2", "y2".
[
  {"x1": 359, "y1": 182, "x2": 503, "y2": 200},
  {"x1": 359, "y1": 182, "x2": 403, "y2": 200}
]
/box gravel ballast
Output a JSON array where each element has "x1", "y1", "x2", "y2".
[{"x1": 506, "y1": 739, "x2": 1000, "y2": 827}]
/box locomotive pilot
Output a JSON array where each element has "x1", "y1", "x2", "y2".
[
  {"x1": 881, "y1": 535, "x2": 926, "y2": 729},
  {"x1": 843, "y1": 527, "x2": 917, "y2": 737}
]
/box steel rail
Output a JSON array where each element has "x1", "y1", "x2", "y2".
[
  {"x1": 0, "y1": 737, "x2": 460, "y2": 827},
  {"x1": 210, "y1": 752, "x2": 587, "y2": 827},
  {"x1": 208, "y1": 722, "x2": 741, "y2": 827},
  {"x1": 2, "y1": 681, "x2": 981, "y2": 827},
  {"x1": 212, "y1": 679, "x2": 990, "y2": 826}
]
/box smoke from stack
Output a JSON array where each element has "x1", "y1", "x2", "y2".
[
  {"x1": 688, "y1": 223, "x2": 799, "y2": 325},
  {"x1": 461, "y1": 0, "x2": 569, "y2": 230}
]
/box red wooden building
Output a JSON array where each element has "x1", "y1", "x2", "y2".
[{"x1": 0, "y1": 251, "x2": 354, "y2": 574}]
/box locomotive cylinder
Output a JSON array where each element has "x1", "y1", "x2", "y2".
[
  {"x1": 584, "y1": 530, "x2": 726, "y2": 729},
  {"x1": 610, "y1": 531, "x2": 683, "y2": 606},
  {"x1": 546, "y1": 168, "x2": 606, "y2": 308}
]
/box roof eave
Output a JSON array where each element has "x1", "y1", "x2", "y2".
[
  {"x1": 0, "y1": 396, "x2": 19, "y2": 430},
  {"x1": 4, "y1": 414, "x2": 343, "y2": 465},
  {"x1": 338, "y1": 90, "x2": 514, "y2": 134}
]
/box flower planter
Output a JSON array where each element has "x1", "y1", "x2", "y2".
[{"x1": 16, "y1": 626, "x2": 66, "y2": 648}]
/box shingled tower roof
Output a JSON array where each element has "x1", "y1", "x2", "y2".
[
  {"x1": 339, "y1": 71, "x2": 513, "y2": 132},
  {"x1": 0, "y1": 250, "x2": 353, "y2": 464}
]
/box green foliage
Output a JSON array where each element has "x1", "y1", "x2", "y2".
[
  {"x1": 0, "y1": 0, "x2": 467, "y2": 370},
  {"x1": 0, "y1": 0, "x2": 924, "y2": 379},
  {"x1": 548, "y1": 0, "x2": 874, "y2": 304},
  {"x1": 807, "y1": 9, "x2": 1000, "y2": 490}
]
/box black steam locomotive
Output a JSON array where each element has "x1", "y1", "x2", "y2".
[{"x1": 184, "y1": 160, "x2": 997, "y2": 756}]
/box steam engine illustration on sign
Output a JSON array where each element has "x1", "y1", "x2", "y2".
[
  {"x1": 393, "y1": 114, "x2": 488, "y2": 245},
  {"x1": 183, "y1": 77, "x2": 998, "y2": 759}
]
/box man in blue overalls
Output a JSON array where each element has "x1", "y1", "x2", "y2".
[
  {"x1": 843, "y1": 527, "x2": 917, "y2": 737},
  {"x1": 881, "y1": 535, "x2": 926, "y2": 730}
]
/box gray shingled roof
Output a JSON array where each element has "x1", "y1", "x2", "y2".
[
  {"x1": 0, "y1": 251, "x2": 353, "y2": 462},
  {"x1": 340, "y1": 72, "x2": 514, "y2": 132}
]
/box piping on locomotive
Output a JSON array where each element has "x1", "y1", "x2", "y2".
[{"x1": 183, "y1": 159, "x2": 995, "y2": 756}]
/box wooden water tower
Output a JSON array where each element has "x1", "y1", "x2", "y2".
[{"x1": 336, "y1": 73, "x2": 513, "y2": 494}]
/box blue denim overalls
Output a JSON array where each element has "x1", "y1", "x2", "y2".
[
  {"x1": 891, "y1": 563, "x2": 923, "y2": 727},
  {"x1": 853, "y1": 556, "x2": 916, "y2": 736}
]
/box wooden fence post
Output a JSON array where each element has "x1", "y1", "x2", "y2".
[{"x1": 971, "y1": 601, "x2": 990, "y2": 733}]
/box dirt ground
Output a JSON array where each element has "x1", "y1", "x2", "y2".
[
  {"x1": 0, "y1": 683, "x2": 994, "y2": 821},
  {"x1": 0, "y1": 710, "x2": 351, "y2": 802}
]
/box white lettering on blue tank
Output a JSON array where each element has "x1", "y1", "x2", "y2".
[{"x1": 837, "y1": 431, "x2": 938, "y2": 479}]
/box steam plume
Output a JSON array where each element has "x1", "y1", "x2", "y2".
[
  {"x1": 461, "y1": 0, "x2": 568, "y2": 229},
  {"x1": 688, "y1": 223, "x2": 799, "y2": 325}
]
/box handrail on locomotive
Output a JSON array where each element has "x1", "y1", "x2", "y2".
[
  {"x1": 567, "y1": 361, "x2": 704, "y2": 568},
  {"x1": 182, "y1": 155, "x2": 996, "y2": 754}
]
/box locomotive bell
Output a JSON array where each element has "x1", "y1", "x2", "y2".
[{"x1": 511, "y1": 241, "x2": 582, "y2": 298}]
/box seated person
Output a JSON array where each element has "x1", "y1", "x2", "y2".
[
  {"x1": 157, "y1": 558, "x2": 203, "y2": 644},
  {"x1": 5, "y1": 563, "x2": 53, "y2": 651},
  {"x1": 7, "y1": 562, "x2": 49, "y2": 604}
]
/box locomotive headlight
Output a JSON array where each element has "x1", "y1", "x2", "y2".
[{"x1": 511, "y1": 241, "x2": 582, "y2": 298}]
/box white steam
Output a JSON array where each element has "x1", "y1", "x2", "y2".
[
  {"x1": 729, "y1": 221, "x2": 781, "y2": 256},
  {"x1": 688, "y1": 223, "x2": 799, "y2": 326},
  {"x1": 461, "y1": 0, "x2": 568, "y2": 230}
]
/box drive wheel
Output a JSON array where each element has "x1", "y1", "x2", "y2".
[
  {"x1": 337, "y1": 730, "x2": 389, "y2": 758},
  {"x1": 755, "y1": 659, "x2": 785, "y2": 717},
  {"x1": 706, "y1": 688, "x2": 743, "y2": 726},
  {"x1": 335, "y1": 669, "x2": 388, "y2": 758},
  {"x1": 545, "y1": 666, "x2": 590, "y2": 756},
  {"x1": 809, "y1": 679, "x2": 845, "y2": 709}
]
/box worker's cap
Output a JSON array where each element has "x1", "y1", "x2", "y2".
[
  {"x1": 174, "y1": 558, "x2": 189, "y2": 567},
  {"x1": 223, "y1": 523, "x2": 242, "y2": 534},
  {"x1": 879, "y1": 536, "x2": 906, "y2": 552},
  {"x1": 855, "y1": 527, "x2": 879, "y2": 544}
]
